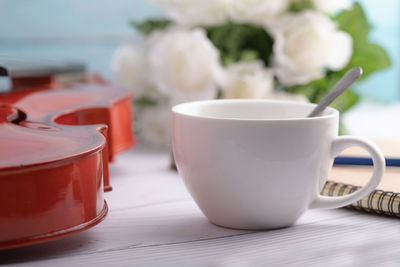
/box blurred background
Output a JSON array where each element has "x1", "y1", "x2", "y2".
[
  {"x1": 0, "y1": 0, "x2": 399, "y2": 138},
  {"x1": 0, "y1": 0, "x2": 161, "y2": 80}
]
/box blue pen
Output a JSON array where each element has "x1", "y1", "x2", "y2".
[{"x1": 334, "y1": 156, "x2": 400, "y2": 167}]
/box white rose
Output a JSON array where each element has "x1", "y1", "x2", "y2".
[
  {"x1": 137, "y1": 104, "x2": 171, "y2": 149},
  {"x1": 222, "y1": 61, "x2": 274, "y2": 99},
  {"x1": 111, "y1": 41, "x2": 149, "y2": 97},
  {"x1": 271, "y1": 11, "x2": 353, "y2": 86},
  {"x1": 148, "y1": 28, "x2": 222, "y2": 105},
  {"x1": 153, "y1": 0, "x2": 229, "y2": 27},
  {"x1": 312, "y1": 0, "x2": 351, "y2": 14},
  {"x1": 228, "y1": 0, "x2": 290, "y2": 26}
]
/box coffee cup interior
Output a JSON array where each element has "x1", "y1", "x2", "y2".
[{"x1": 172, "y1": 99, "x2": 337, "y2": 120}]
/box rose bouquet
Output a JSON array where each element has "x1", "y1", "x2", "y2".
[{"x1": 112, "y1": 0, "x2": 390, "y2": 148}]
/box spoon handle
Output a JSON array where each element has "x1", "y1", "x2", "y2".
[{"x1": 307, "y1": 66, "x2": 363, "y2": 117}]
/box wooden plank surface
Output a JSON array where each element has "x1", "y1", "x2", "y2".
[{"x1": 1, "y1": 146, "x2": 400, "y2": 266}]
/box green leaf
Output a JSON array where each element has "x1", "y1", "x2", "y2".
[
  {"x1": 216, "y1": 90, "x2": 223, "y2": 99},
  {"x1": 338, "y1": 42, "x2": 391, "y2": 78},
  {"x1": 289, "y1": 0, "x2": 314, "y2": 12},
  {"x1": 339, "y1": 121, "x2": 349, "y2": 135},
  {"x1": 330, "y1": 89, "x2": 359, "y2": 113},
  {"x1": 134, "y1": 96, "x2": 158, "y2": 107},
  {"x1": 335, "y1": 2, "x2": 371, "y2": 46},
  {"x1": 239, "y1": 50, "x2": 259, "y2": 62},
  {"x1": 131, "y1": 19, "x2": 171, "y2": 35},
  {"x1": 285, "y1": 73, "x2": 339, "y2": 103},
  {"x1": 334, "y1": 2, "x2": 391, "y2": 79},
  {"x1": 285, "y1": 73, "x2": 359, "y2": 113},
  {"x1": 205, "y1": 23, "x2": 274, "y2": 66}
]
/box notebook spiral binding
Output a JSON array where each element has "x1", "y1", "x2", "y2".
[{"x1": 323, "y1": 181, "x2": 400, "y2": 218}]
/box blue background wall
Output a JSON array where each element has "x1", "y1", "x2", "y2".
[
  {"x1": 352, "y1": 0, "x2": 400, "y2": 102},
  {"x1": 0, "y1": 0, "x2": 161, "y2": 79},
  {"x1": 0, "y1": 0, "x2": 398, "y2": 101}
]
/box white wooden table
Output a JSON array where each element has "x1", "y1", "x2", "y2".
[{"x1": 1, "y1": 146, "x2": 400, "y2": 266}]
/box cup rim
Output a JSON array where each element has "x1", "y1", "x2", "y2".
[{"x1": 172, "y1": 99, "x2": 339, "y2": 122}]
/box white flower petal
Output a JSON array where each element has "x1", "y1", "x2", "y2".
[
  {"x1": 271, "y1": 11, "x2": 353, "y2": 86},
  {"x1": 228, "y1": 0, "x2": 290, "y2": 26},
  {"x1": 111, "y1": 41, "x2": 149, "y2": 96},
  {"x1": 148, "y1": 28, "x2": 221, "y2": 104},
  {"x1": 153, "y1": 0, "x2": 229, "y2": 26},
  {"x1": 326, "y1": 31, "x2": 353, "y2": 70},
  {"x1": 222, "y1": 60, "x2": 274, "y2": 99},
  {"x1": 312, "y1": 0, "x2": 352, "y2": 14}
]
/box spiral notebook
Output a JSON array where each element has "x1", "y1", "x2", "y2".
[{"x1": 325, "y1": 140, "x2": 400, "y2": 217}]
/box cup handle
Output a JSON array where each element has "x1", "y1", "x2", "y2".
[{"x1": 310, "y1": 136, "x2": 385, "y2": 209}]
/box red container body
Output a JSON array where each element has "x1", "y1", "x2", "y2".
[{"x1": 0, "y1": 74, "x2": 135, "y2": 249}]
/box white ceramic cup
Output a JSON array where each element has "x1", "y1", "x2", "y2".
[{"x1": 172, "y1": 99, "x2": 385, "y2": 229}]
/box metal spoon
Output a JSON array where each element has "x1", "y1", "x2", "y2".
[{"x1": 307, "y1": 66, "x2": 363, "y2": 117}]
